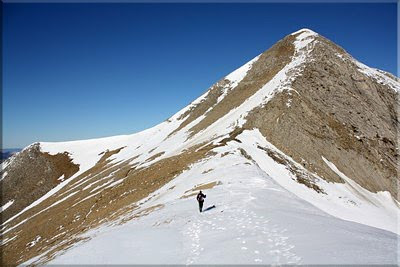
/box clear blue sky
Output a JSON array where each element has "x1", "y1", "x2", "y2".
[{"x1": 3, "y1": 3, "x2": 397, "y2": 148}]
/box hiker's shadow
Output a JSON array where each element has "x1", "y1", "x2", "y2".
[{"x1": 203, "y1": 205, "x2": 216, "y2": 212}]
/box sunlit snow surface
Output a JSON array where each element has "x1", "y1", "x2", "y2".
[{"x1": 41, "y1": 129, "x2": 398, "y2": 265}]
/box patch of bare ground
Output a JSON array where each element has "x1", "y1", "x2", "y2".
[
  {"x1": 220, "y1": 152, "x2": 231, "y2": 157},
  {"x1": 153, "y1": 217, "x2": 173, "y2": 227},
  {"x1": 187, "y1": 34, "x2": 296, "y2": 138},
  {"x1": 145, "y1": 151, "x2": 165, "y2": 163},
  {"x1": 98, "y1": 147, "x2": 126, "y2": 162},
  {"x1": 1, "y1": 144, "x2": 80, "y2": 224},
  {"x1": 1, "y1": 143, "x2": 216, "y2": 265},
  {"x1": 191, "y1": 181, "x2": 222, "y2": 191},
  {"x1": 238, "y1": 148, "x2": 253, "y2": 162},
  {"x1": 116, "y1": 204, "x2": 165, "y2": 226},
  {"x1": 181, "y1": 181, "x2": 223, "y2": 199},
  {"x1": 180, "y1": 192, "x2": 198, "y2": 199},
  {"x1": 244, "y1": 34, "x2": 398, "y2": 199},
  {"x1": 148, "y1": 147, "x2": 157, "y2": 154},
  {"x1": 202, "y1": 169, "x2": 213, "y2": 174},
  {"x1": 214, "y1": 128, "x2": 244, "y2": 147}
]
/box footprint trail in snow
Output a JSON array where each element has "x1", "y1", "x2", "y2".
[{"x1": 183, "y1": 174, "x2": 301, "y2": 265}]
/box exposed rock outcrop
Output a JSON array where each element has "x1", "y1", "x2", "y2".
[
  {"x1": 244, "y1": 33, "x2": 398, "y2": 199},
  {"x1": 1, "y1": 144, "x2": 79, "y2": 223}
]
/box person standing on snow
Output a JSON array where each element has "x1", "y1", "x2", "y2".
[{"x1": 196, "y1": 191, "x2": 206, "y2": 212}]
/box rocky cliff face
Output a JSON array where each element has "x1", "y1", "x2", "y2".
[
  {"x1": 244, "y1": 32, "x2": 399, "y2": 199},
  {"x1": 1, "y1": 29, "x2": 398, "y2": 265}
]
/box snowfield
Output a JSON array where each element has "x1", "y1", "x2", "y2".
[{"x1": 33, "y1": 129, "x2": 398, "y2": 265}]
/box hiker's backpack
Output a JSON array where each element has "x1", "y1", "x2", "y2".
[{"x1": 197, "y1": 193, "x2": 206, "y2": 202}]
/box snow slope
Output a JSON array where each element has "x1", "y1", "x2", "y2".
[{"x1": 41, "y1": 130, "x2": 398, "y2": 265}]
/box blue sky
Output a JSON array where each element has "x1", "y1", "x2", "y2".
[{"x1": 3, "y1": 3, "x2": 397, "y2": 148}]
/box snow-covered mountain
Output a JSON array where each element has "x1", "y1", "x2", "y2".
[{"x1": 1, "y1": 29, "x2": 399, "y2": 265}]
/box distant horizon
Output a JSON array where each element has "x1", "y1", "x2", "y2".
[{"x1": 4, "y1": 3, "x2": 397, "y2": 148}]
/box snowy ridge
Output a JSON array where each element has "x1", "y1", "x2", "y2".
[
  {"x1": 169, "y1": 90, "x2": 210, "y2": 122},
  {"x1": 171, "y1": 53, "x2": 261, "y2": 122},
  {"x1": 187, "y1": 29, "x2": 319, "y2": 145},
  {"x1": 225, "y1": 54, "x2": 260, "y2": 87},
  {"x1": 34, "y1": 129, "x2": 398, "y2": 265},
  {"x1": 219, "y1": 54, "x2": 261, "y2": 102}
]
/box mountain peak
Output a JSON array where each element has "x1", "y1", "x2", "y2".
[{"x1": 290, "y1": 28, "x2": 318, "y2": 36}]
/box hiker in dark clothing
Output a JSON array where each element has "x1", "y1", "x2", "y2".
[{"x1": 196, "y1": 191, "x2": 206, "y2": 212}]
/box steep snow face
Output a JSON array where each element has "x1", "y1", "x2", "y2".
[{"x1": 38, "y1": 129, "x2": 398, "y2": 265}]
